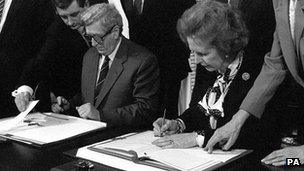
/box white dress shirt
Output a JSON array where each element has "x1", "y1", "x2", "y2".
[
  {"x1": 0, "y1": 0, "x2": 12, "y2": 33},
  {"x1": 289, "y1": 0, "x2": 298, "y2": 41},
  {"x1": 96, "y1": 37, "x2": 122, "y2": 84}
]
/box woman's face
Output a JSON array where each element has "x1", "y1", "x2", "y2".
[{"x1": 187, "y1": 37, "x2": 227, "y2": 73}]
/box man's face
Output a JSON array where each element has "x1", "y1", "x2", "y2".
[
  {"x1": 56, "y1": 0, "x2": 86, "y2": 30},
  {"x1": 85, "y1": 20, "x2": 119, "y2": 56}
]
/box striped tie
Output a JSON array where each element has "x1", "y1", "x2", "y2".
[
  {"x1": 0, "y1": 0, "x2": 5, "y2": 21},
  {"x1": 94, "y1": 56, "x2": 110, "y2": 98}
]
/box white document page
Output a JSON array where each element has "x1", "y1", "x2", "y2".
[
  {"x1": 96, "y1": 131, "x2": 161, "y2": 157},
  {"x1": 77, "y1": 131, "x2": 248, "y2": 171},
  {"x1": 0, "y1": 100, "x2": 39, "y2": 131},
  {"x1": 149, "y1": 148, "x2": 246, "y2": 171},
  {"x1": 0, "y1": 113, "x2": 106, "y2": 144}
]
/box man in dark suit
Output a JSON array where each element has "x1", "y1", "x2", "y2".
[
  {"x1": 14, "y1": 0, "x2": 109, "y2": 113},
  {"x1": 121, "y1": 0, "x2": 196, "y2": 118},
  {"x1": 0, "y1": 0, "x2": 54, "y2": 118},
  {"x1": 54, "y1": 3, "x2": 160, "y2": 128}
]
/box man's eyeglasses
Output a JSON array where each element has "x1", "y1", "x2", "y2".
[{"x1": 85, "y1": 25, "x2": 116, "y2": 44}]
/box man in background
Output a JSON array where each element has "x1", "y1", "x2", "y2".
[
  {"x1": 53, "y1": 3, "x2": 160, "y2": 128},
  {"x1": 0, "y1": 0, "x2": 54, "y2": 118},
  {"x1": 14, "y1": 0, "x2": 129, "y2": 114}
]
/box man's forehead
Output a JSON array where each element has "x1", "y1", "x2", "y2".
[{"x1": 56, "y1": 0, "x2": 83, "y2": 16}]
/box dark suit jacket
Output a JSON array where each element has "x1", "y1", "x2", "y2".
[
  {"x1": 236, "y1": 0, "x2": 275, "y2": 69},
  {"x1": 179, "y1": 48, "x2": 262, "y2": 149},
  {"x1": 73, "y1": 37, "x2": 160, "y2": 128},
  {"x1": 121, "y1": 0, "x2": 195, "y2": 79},
  {"x1": 240, "y1": 0, "x2": 304, "y2": 118},
  {"x1": 121, "y1": 0, "x2": 195, "y2": 117},
  {"x1": 19, "y1": 16, "x2": 89, "y2": 101},
  {"x1": 0, "y1": 0, "x2": 54, "y2": 117}
]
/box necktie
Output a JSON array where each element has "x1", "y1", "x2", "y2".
[
  {"x1": 95, "y1": 56, "x2": 110, "y2": 98},
  {"x1": 0, "y1": 0, "x2": 5, "y2": 21},
  {"x1": 134, "y1": 0, "x2": 142, "y2": 15}
]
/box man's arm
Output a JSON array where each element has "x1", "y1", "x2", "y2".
[
  {"x1": 102, "y1": 54, "x2": 160, "y2": 127},
  {"x1": 240, "y1": 30, "x2": 287, "y2": 118}
]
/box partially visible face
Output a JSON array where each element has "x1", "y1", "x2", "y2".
[
  {"x1": 56, "y1": 0, "x2": 86, "y2": 30},
  {"x1": 187, "y1": 37, "x2": 226, "y2": 73},
  {"x1": 85, "y1": 20, "x2": 118, "y2": 56}
]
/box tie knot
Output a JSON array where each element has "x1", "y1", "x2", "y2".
[
  {"x1": 105, "y1": 55, "x2": 110, "y2": 62},
  {"x1": 223, "y1": 68, "x2": 231, "y2": 82}
]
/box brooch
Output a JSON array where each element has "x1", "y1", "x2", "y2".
[{"x1": 242, "y1": 72, "x2": 250, "y2": 81}]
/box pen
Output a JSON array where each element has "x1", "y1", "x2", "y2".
[
  {"x1": 32, "y1": 82, "x2": 41, "y2": 101},
  {"x1": 160, "y1": 109, "x2": 166, "y2": 137},
  {"x1": 41, "y1": 113, "x2": 69, "y2": 121}
]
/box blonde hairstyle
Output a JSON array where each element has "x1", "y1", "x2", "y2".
[
  {"x1": 177, "y1": 0, "x2": 248, "y2": 58},
  {"x1": 81, "y1": 3, "x2": 123, "y2": 32}
]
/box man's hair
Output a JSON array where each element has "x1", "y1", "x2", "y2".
[
  {"x1": 52, "y1": 0, "x2": 87, "y2": 9},
  {"x1": 81, "y1": 3, "x2": 123, "y2": 32},
  {"x1": 177, "y1": 0, "x2": 248, "y2": 58}
]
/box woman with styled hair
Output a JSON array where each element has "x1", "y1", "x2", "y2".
[{"x1": 153, "y1": 0, "x2": 263, "y2": 151}]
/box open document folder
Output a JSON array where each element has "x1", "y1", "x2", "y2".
[
  {"x1": 0, "y1": 111, "x2": 106, "y2": 146},
  {"x1": 76, "y1": 131, "x2": 251, "y2": 171}
]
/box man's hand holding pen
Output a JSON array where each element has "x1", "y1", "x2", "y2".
[
  {"x1": 14, "y1": 92, "x2": 32, "y2": 112},
  {"x1": 51, "y1": 95, "x2": 70, "y2": 113},
  {"x1": 153, "y1": 118, "x2": 179, "y2": 137}
]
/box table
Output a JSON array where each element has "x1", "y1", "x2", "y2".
[
  {"x1": 1, "y1": 127, "x2": 304, "y2": 171},
  {"x1": 0, "y1": 127, "x2": 136, "y2": 171}
]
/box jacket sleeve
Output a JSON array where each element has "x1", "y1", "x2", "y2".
[
  {"x1": 240, "y1": 30, "x2": 287, "y2": 118},
  {"x1": 18, "y1": 20, "x2": 60, "y2": 90}
]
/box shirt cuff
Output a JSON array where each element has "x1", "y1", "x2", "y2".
[
  {"x1": 195, "y1": 134, "x2": 205, "y2": 148},
  {"x1": 11, "y1": 85, "x2": 34, "y2": 97},
  {"x1": 176, "y1": 118, "x2": 186, "y2": 133}
]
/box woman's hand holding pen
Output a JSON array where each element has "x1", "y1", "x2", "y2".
[
  {"x1": 153, "y1": 118, "x2": 179, "y2": 137},
  {"x1": 152, "y1": 133, "x2": 198, "y2": 149}
]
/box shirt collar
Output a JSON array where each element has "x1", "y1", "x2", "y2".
[
  {"x1": 220, "y1": 50, "x2": 244, "y2": 81},
  {"x1": 107, "y1": 37, "x2": 122, "y2": 61}
]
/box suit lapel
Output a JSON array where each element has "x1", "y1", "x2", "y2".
[
  {"x1": 86, "y1": 49, "x2": 100, "y2": 104},
  {"x1": 295, "y1": 0, "x2": 304, "y2": 81},
  {"x1": 294, "y1": 0, "x2": 304, "y2": 54},
  {"x1": 1, "y1": 0, "x2": 23, "y2": 31},
  {"x1": 94, "y1": 38, "x2": 128, "y2": 107}
]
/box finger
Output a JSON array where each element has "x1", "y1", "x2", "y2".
[
  {"x1": 57, "y1": 96, "x2": 62, "y2": 106},
  {"x1": 153, "y1": 120, "x2": 161, "y2": 130},
  {"x1": 153, "y1": 127, "x2": 161, "y2": 137},
  {"x1": 261, "y1": 150, "x2": 283, "y2": 162},
  {"x1": 160, "y1": 122, "x2": 171, "y2": 132},
  {"x1": 222, "y1": 133, "x2": 238, "y2": 151},
  {"x1": 272, "y1": 161, "x2": 286, "y2": 166},
  {"x1": 52, "y1": 104, "x2": 63, "y2": 113},
  {"x1": 61, "y1": 97, "x2": 68, "y2": 104},
  {"x1": 204, "y1": 133, "x2": 221, "y2": 153},
  {"x1": 263, "y1": 156, "x2": 285, "y2": 165},
  {"x1": 152, "y1": 137, "x2": 170, "y2": 144}
]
